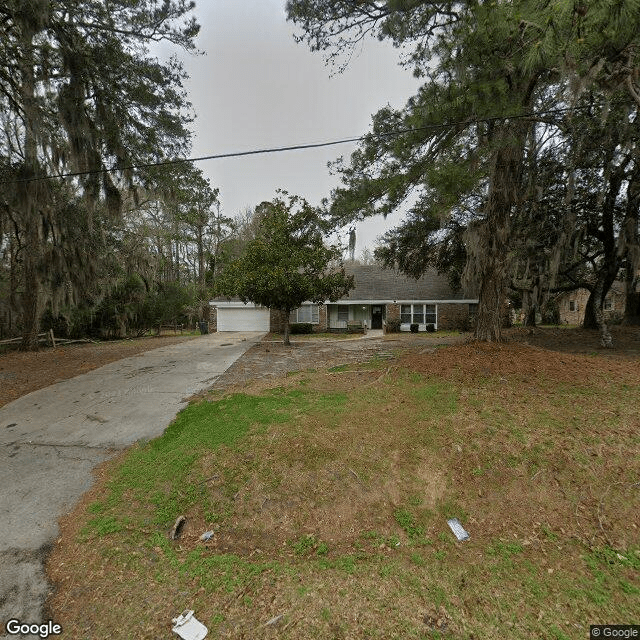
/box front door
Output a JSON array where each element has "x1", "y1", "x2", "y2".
[{"x1": 371, "y1": 306, "x2": 383, "y2": 329}]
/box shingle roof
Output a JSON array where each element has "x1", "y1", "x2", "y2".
[
  {"x1": 339, "y1": 264, "x2": 471, "y2": 301},
  {"x1": 211, "y1": 265, "x2": 475, "y2": 304}
]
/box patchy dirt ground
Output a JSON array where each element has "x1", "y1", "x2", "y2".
[
  {"x1": 0, "y1": 334, "x2": 198, "y2": 407},
  {"x1": 206, "y1": 325, "x2": 640, "y2": 392},
  {"x1": 1, "y1": 326, "x2": 638, "y2": 408},
  {"x1": 206, "y1": 332, "x2": 464, "y2": 392}
]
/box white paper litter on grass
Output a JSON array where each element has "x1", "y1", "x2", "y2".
[
  {"x1": 172, "y1": 610, "x2": 208, "y2": 640},
  {"x1": 447, "y1": 518, "x2": 470, "y2": 542}
]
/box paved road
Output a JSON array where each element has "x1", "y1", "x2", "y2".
[{"x1": 0, "y1": 332, "x2": 264, "y2": 638}]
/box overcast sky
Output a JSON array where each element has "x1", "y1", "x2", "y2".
[{"x1": 164, "y1": 0, "x2": 421, "y2": 254}]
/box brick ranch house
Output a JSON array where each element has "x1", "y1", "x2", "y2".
[
  {"x1": 553, "y1": 283, "x2": 626, "y2": 325},
  {"x1": 211, "y1": 264, "x2": 478, "y2": 333}
]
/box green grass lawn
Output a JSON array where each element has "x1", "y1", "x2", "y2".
[{"x1": 48, "y1": 344, "x2": 640, "y2": 640}]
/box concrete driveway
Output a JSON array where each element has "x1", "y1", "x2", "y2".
[{"x1": 0, "y1": 332, "x2": 264, "y2": 638}]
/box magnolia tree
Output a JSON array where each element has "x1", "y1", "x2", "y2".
[{"x1": 215, "y1": 193, "x2": 354, "y2": 345}]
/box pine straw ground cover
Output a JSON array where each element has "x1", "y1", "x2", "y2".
[{"x1": 47, "y1": 342, "x2": 640, "y2": 640}]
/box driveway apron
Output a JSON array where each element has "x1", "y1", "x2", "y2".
[{"x1": 0, "y1": 332, "x2": 263, "y2": 638}]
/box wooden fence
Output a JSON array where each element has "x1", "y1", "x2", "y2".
[
  {"x1": 0, "y1": 330, "x2": 97, "y2": 349},
  {"x1": 0, "y1": 324, "x2": 189, "y2": 350}
]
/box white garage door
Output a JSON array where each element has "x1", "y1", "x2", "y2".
[{"x1": 217, "y1": 306, "x2": 270, "y2": 332}]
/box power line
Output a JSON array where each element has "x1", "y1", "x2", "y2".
[
  {"x1": 0, "y1": 137, "x2": 364, "y2": 185},
  {"x1": 0, "y1": 107, "x2": 586, "y2": 185}
]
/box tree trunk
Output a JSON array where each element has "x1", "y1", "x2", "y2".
[
  {"x1": 624, "y1": 290, "x2": 640, "y2": 325},
  {"x1": 585, "y1": 279, "x2": 613, "y2": 347},
  {"x1": 283, "y1": 313, "x2": 291, "y2": 346},
  {"x1": 524, "y1": 307, "x2": 536, "y2": 326},
  {"x1": 19, "y1": 23, "x2": 43, "y2": 351},
  {"x1": 9, "y1": 237, "x2": 19, "y2": 336},
  {"x1": 622, "y1": 169, "x2": 640, "y2": 325},
  {"x1": 522, "y1": 291, "x2": 537, "y2": 327},
  {"x1": 623, "y1": 263, "x2": 640, "y2": 325},
  {"x1": 583, "y1": 161, "x2": 624, "y2": 345},
  {"x1": 21, "y1": 218, "x2": 42, "y2": 350},
  {"x1": 202, "y1": 301, "x2": 211, "y2": 324},
  {"x1": 583, "y1": 273, "x2": 617, "y2": 340},
  {"x1": 582, "y1": 291, "x2": 596, "y2": 330},
  {"x1": 196, "y1": 215, "x2": 211, "y2": 322},
  {"x1": 471, "y1": 122, "x2": 527, "y2": 342},
  {"x1": 475, "y1": 265, "x2": 506, "y2": 341},
  {"x1": 583, "y1": 266, "x2": 618, "y2": 347},
  {"x1": 173, "y1": 216, "x2": 180, "y2": 283}
]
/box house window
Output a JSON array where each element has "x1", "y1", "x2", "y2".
[
  {"x1": 400, "y1": 304, "x2": 437, "y2": 325},
  {"x1": 290, "y1": 304, "x2": 319, "y2": 324},
  {"x1": 604, "y1": 298, "x2": 612, "y2": 311},
  {"x1": 569, "y1": 300, "x2": 576, "y2": 312},
  {"x1": 337, "y1": 305, "x2": 349, "y2": 323}
]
